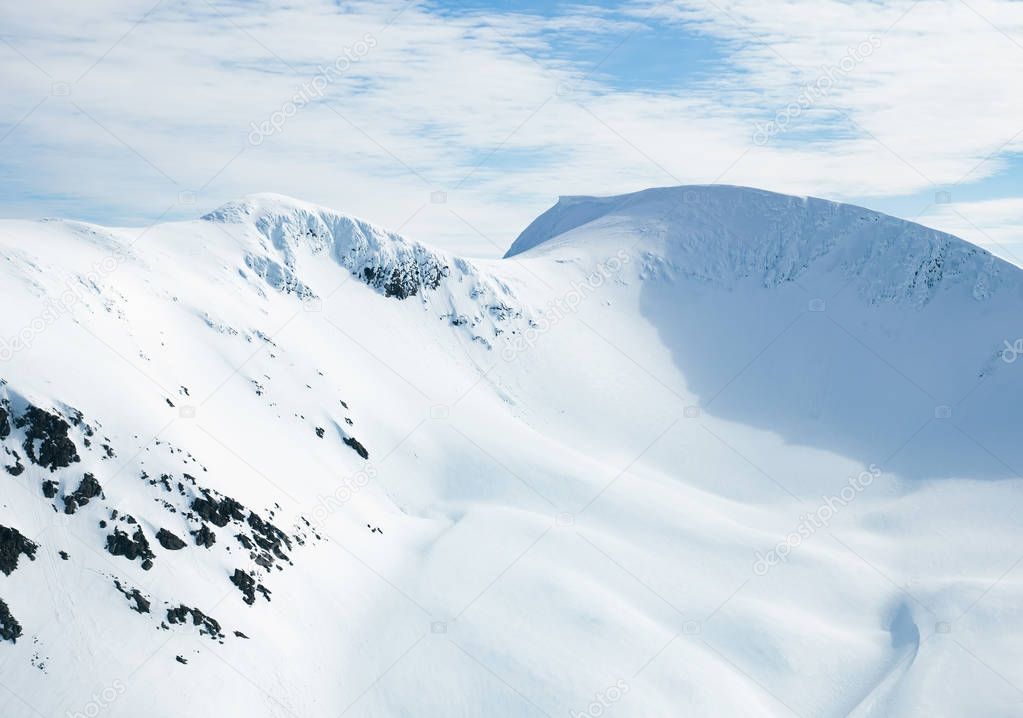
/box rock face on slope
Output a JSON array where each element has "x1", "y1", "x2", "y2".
[
  {"x1": 0, "y1": 379, "x2": 321, "y2": 657},
  {"x1": 507, "y1": 185, "x2": 1009, "y2": 305}
]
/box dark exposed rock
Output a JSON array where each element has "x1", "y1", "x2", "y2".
[
  {"x1": 167, "y1": 605, "x2": 223, "y2": 639},
  {"x1": 0, "y1": 525, "x2": 37, "y2": 576},
  {"x1": 0, "y1": 399, "x2": 10, "y2": 440},
  {"x1": 230, "y1": 568, "x2": 270, "y2": 605},
  {"x1": 230, "y1": 568, "x2": 256, "y2": 605},
  {"x1": 175, "y1": 655, "x2": 188, "y2": 664},
  {"x1": 361, "y1": 255, "x2": 448, "y2": 300},
  {"x1": 315, "y1": 426, "x2": 325, "y2": 438},
  {"x1": 0, "y1": 598, "x2": 21, "y2": 643},
  {"x1": 15, "y1": 406, "x2": 81, "y2": 471},
  {"x1": 66, "y1": 408, "x2": 95, "y2": 437},
  {"x1": 191, "y1": 491, "x2": 245, "y2": 528},
  {"x1": 106, "y1": 527, "x2": 155, "y2": 570},
  {"x1": 113, "y1": 579, "x2": 151, "y2": 614},
  {"x1": 343, "y1": 436, "x2": 369, "y2": 459},
  {"x1": 41, "y1": 480, "x2": 58, "y2": 499},
  {"x1": 247, "y1": 512, "x2": 292, "y2": 558},
  {"x1": 233, "y1": 630, "x2": 249, "y2": 639},
  {"x1": 59, "y1": 551, "x2": 69, "y2": 560},
  {"x1": 192, "y1": 523, "x2": 217, "y2": 548},
  {"x1": 3, "y1": 447, "x2": 24, "y2": 476},
  {"x1": 156, "y1": 529, "x2": 186, "y2": 551},
  {"x1": 63, "y1": 473, "x2": 103, "y2": 514}
]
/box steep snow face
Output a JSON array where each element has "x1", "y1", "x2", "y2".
[
  {"x1": 508, "y1": 186, "x2": 1009, "y2": 304},
  {"x1": 1, "y1": 187, "x2": 1023, "y2": 718}
]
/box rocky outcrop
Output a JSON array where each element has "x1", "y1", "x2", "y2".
[
  {"x1": 106, "y1": 527, "x2": 155, "y2": 570},
  {"x1": 63, "y1": 473, "x2": 104, "y2": 514},
  {"x1": 156, "y1": 529, "x2": 186, "y2": 551},
  {"x1": 0, "y1": 525, "x2": 37, "y2": 576},
  {"x1": 0, "y1": 598, "x2": 21, "y2": 643},
  {"x1": 230, "y1": 568, "x2": 271, "y2": 605},
  {"x1": 15, "y1": 405, "x2": 80, "y2": 471},
  {"x1": 166, "y1": 605, "x2": 223, "y2": 640},
  {"x1": 190, "y1": 491, "x2": 245, "y2": 528},
  {"x1": 113, "y1": 580, "x2": 151, "y2": 614}
]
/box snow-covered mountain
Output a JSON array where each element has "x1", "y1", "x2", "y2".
[{"x1": 1, "y1": 186, "x2": 1021, "y2": 717}]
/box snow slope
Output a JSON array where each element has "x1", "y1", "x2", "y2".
[{"x1": 1, "y1": 186, "x2": 1021, "y2": 717}]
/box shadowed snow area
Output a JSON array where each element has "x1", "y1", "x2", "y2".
[
  {"x1": 0, "y1": 186, "x2": 1021, "y2": 717},
  {"x1": 513, "y1": 185, "x2": 1023, "y2": 481}
]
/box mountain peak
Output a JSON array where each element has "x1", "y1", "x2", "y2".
[
  {"x1": 202, "y1": 193, "x2": 359, "y2": 226},
  {"x1": 506, "y1": 184, "x2": 1010, "y2": 304}
]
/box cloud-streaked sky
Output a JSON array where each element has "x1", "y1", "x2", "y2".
[{"x1": 1, "y1": 0, "x2": 1022, "y2": 260}]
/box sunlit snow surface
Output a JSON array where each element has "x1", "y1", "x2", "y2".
[{"x1": 1, "y1": 186, "x2": 1021, "y2": 717}]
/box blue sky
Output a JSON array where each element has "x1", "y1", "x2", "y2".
[{"x1": 1, "y1": 0, "x2": 1022, "y2": 260}]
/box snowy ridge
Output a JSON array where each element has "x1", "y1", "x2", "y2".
[
  {"x1": 205, "y1": 194, "x2": 526, "y2": 346},
  {"x1": 2, "y1": 186, "x2": 1023, "y2": 717},
  {"x1": 508, "y1": 186, "x2": 1009, "y2": 304}
]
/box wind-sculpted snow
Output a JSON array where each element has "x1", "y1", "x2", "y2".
[{"x1": 509, "y1": 185, "x2": 1009, "y2": 305}]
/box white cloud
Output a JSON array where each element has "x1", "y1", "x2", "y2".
[{"x1": 1, "y1": 0, "x2": 1022, "y2": 257}]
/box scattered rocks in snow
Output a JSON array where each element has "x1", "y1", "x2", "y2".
[
  {"x1": 0, "y1": 524, "x2": 38, "y2": 575},
  {"x1": 175, "y1": 655, "x2": 188, "y2": 664}
]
